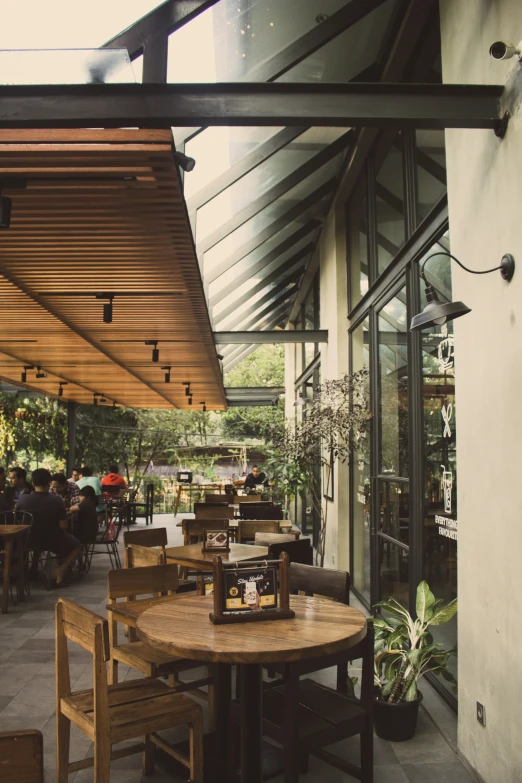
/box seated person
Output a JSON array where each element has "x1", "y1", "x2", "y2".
[
  {"x1": 8, "y1": 466, "x2": 33, "y2": 503},
  {"x1": 101, "y1": 463, "x2": 127, "y2": 497},
  {"x1": 69, "y1": 486, "x2": 99, "y2": 542},
  {"x1": 68, "y1": 465, "x2": 82, "y2": 483},
  {"x1": 243, "y1": 465, "x2": 268, "y2": 492},
  {"x1": 76, "y1": 467, "x2": 106, "y2": 515},
  {"x1": 50, "y1": 473, "x2": 80, "y2": 527},
  {"x1": 18, "y1": 468, "x2": 80, "y2": 587}
]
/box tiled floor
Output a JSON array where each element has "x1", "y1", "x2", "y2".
[{"x1": 0, "y1": 514, "x2": 476, "y2": 782}]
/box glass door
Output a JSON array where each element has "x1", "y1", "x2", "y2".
[{"x1": 374, "y1": 284, "x2": 410, "y2": 607}]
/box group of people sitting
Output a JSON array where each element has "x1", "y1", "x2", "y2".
[{"x1": 0, "y1": 463, "x2": 128, "y2": 588}]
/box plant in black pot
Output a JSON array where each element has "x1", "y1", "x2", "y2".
[{"x1": 372, "y1": 581, "x2": 458, "y2": 742}]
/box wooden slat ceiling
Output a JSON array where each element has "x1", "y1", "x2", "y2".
[{"x1": 0, "y1": 128, "x2": 226, "y2": 410}]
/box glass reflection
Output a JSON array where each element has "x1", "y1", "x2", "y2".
[
  {"x1": 378, "y1": 538, "x2": 409, "y2": 606},
  {"x1": 376, "y1": 134, "x2": 406, "y2": 275},
  {"x1": 348, "y1": 177, "x2": 369, "y2": 309},
  {"x1": 416, "y1": 130, "x2": 447, "y2": 225},
  {"x1": 378, "y1": 289, "x2": 408, "y2": 477}
]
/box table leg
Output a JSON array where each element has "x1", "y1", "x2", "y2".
[
  {"x1": 2, "y1": 540, "x2": 12, "y2": 614},
  {"x1": 174, "y1": 486, "x2": 181, "y2": 516},
  {"x1": 239, "y1": 663, "x2": 262, "y2": 783},
  {"x1": 213, "y1": 663, "x2": 232, "y2": 781},
  {"x1": 16, "y1": 534, "x2": 26, "y2": 602}
]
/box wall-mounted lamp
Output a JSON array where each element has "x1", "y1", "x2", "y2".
[
  {"x1": 489, "y1": 40, "x2": 521, "y2": 61},
  {"x1": 410, "y1": 252, "x2": 515, "y2": 332},
  {"x1": 35, "y1": 366, "x2": 47, "y2": 379},
  {"x1": 96, "y1": 293, "x2": 114, "y2": 323},
  {"x1": 145, "y1": 340, "x2": 159, "y2": 362},
  {"x1": 21, "y1": 365, "x2": 34, "y2": 383},
  {"x1": 173, "y1": 151, "x2": 196, "y2": 172},
  {"x1": 200, "y1": 401, "x2": 207, "y2": 413},
  {"x1": 162, "y1": 366, "x2": 171, "y2": 383},
  {"x1": 58, "y1": 382, "x2": 68, "y2": 397}
]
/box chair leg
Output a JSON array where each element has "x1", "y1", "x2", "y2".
[
  {"x1": 94, "y1": 731, "x2": 111, "y2": 783},
  {"x1": 189, "y1": 709, "x2": 204, "y2": 783},
  {"x1": 360, "y1": 726, "x2": 374, "y2": 783},
  {"x1": 143, "y1": 734, "x2": 155, "y2": 775},
  {"x1": 114, "y1": 543, "x2": 122, "y2": 569},
  {"x1": 284, "y1": 671, "x2": 300, "y2": 783},
  {"x1": 207, "y1": 667, "x2": 216, "y2": 733},
  {"x1": 336, "y1": 662, "x2": 349, "y2": 694},
  {"x1": 56, "y1": 711, "x2": 71, "y2": 783},
  {"x1": 108, "y1": 656, "x2": 118, "y2": 685}
]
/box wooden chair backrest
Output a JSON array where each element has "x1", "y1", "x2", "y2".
[
  {"x1": 183, "y1": 518, "x2": 230, "y2": 542},
  {"x1": 127, "y1": 543, "x2": 166, "y2": 568},
  {"x1": 255, "y1": 532, "x2": 296, "y2": 546},
  {"x1": 237, "y1": 519, "x2": 280, "y2": 543},
  {"x1": 0, "y1": 730, "x2": 44, "y2": 783},
  {"x1": 289, "y1": 562, "x2": 350, "y2": 604},
  {"x1": 232, "y1": 494, "x2": 262, "y2": 504},
  {"x1": 123, "y1": 527, "x2": 167, "y2": 549},
  {"x1": 268, "y1": 538, "x2": 313, "y2": 565},
  {"x1": 108, "y1": 563, "x2": 180, "y2": 600},
  {"x1": 239, "y1": 503, "x2": 281, "y2": 520},
  {"x1": 204, "y1": 493, "x2": 233, "y2": 504},
  {"x1": 194, "y1": 504, "x2": 234, "y2": 520}
]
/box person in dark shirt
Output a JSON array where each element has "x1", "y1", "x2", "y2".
[
  {"x1": 69, "y1": 485, "x2": 99, "y2": 542},
  {"x1": 6, "y1": 466, "x2": 33, "y2": 506},
  {"x1": 18, "y1": 468, "x2": 81, "y2": 587},
  {"x1": 243, "y1": 465, "x2": 268, "y2": 491}
]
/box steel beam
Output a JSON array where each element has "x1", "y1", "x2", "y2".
[
  {"x1": 102, "y1": 0, "x2": 219, "y2": 59},
  {"x1": 215, "y1": 330, "x2": 328, "y2": 345},
  {"x1": 0, "y1": 83, "x2": 503, "y2": 130}
]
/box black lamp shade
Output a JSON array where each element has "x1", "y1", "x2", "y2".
[
  {"x1": 0, "y1": 196, "x2": 12, "y2": 229},
  {"x1": 410, "y1": 283, "x2": 471, "y2": 331}
]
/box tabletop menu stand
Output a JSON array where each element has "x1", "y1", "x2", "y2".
[{"x1": 209, "y1": 551, "x2": 295, "y2": 625}]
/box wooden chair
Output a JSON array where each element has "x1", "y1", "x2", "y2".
[
  {"x1": 123, "y1": 527, "x2": 167, "y2": 568},
  {"x1": 56, "y1": 597, "x2": 203, "y2": 783},
  {"x1": 127, "y1": 543, "x2": 166, "y2": 567},
  {"x1": 0, "y1": 729, "x2": 43, "y2": 782},
  {"x1": 232, "y1": 493, "x2": 262, "y2": 504},
  {"x1": 131, "y1": 483, "x2": 154, "y2": 526},
  {"x1": 268, "y1": 537, "x2": 313, "y2": 565},
  {"x1": 261, "y1": 620, "x2": 374, "y2": 783},
  {"x1": 182, "y1": 518, "x2": 231, "y2": 545},
  {"x1": 107, "y1": 565, "x2": 214, "y2": 727},
  {"x1": 204, "y1": 493, "x2": 233, "y2": 504},
  {"x1": 239, "y1": 502, "x2": 281, "y2": 520},
  {"x1": 255, "y1": 532, "x2": 299, "y2": 547},
  {"x1": 236, "y1": 519, "x2": 280, "y2": 543},
  {"x1": 194, "y1": 503, "x2": 234, "y2": 520}
]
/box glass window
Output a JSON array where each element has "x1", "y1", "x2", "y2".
[
  {"x1": 347, "y1": 177, "x2": 369, "y2": 309},
  {"x1": 378, "y1": 538, "x2": 409, "y2": 606},
  {"x1": 351, "y1": 316, "x2": 370, "y2": 602},
  {"x1": 378, "y1": 288, "x2": 409, "y2": 477},
  {"x1": 375, "y1": 134, "x2": 406, "y2": 276},
  {"x1": 415, "y1": 130, "x2": 447, "y2": 225},
  {"x1": 420, "y1": 230, "x2": 457, "y2": 696}
]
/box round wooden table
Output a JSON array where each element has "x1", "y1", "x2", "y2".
[{"x1": 137, "y1": 593, "x2": 366, "y2": 783}]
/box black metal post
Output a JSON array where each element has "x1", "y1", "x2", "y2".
[
  {"x1": 239, "y1": 663, "x2": 262, "y2": 783},
  {"x1": 66, "y1": 402, "x2": 77, "y2": 478}
]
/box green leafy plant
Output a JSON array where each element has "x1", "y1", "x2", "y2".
[
  {"x1": 263, "y1": 446, "x2": 309, "y2": 509},
  {"x1": 373, "y1": 581, "x2": 458, "y2": 703}
]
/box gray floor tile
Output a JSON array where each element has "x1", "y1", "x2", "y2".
[
  {"x1": 391, "y1": 732, "x2": 457, "y2": 765},
  {"x1": 403, "y1": 760, "x2": 478, "y2": 782},
  {"x1": 374, "y1": 765, "x2": 410, "y2": 782}
]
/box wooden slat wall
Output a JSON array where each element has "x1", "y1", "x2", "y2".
[{"x1": 0, "y1": 129, "x2": 225, "y2": 409}]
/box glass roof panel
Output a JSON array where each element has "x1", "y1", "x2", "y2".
[
  {"x1": 184, "y1": 127, "x2": 282, "y2": 202},
  {"x1": 167, "y1": 0, "x2": 351, "y2": 83},
  {"x1": 195, "y1": 128, "x2": 346, "y2": 243},
  {"x1": 0, "y1": 49, "x2": 136, "y2": 85},
  {"x1": 0, "y1": 1, "x2": 163, "y2": 48},
  {"x1": 278, "y1": 0, "x2": 400, "y2": 82}
]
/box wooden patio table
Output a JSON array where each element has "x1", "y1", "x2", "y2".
[
  {"x1": 137, "y1": 593, "x2": 367, "y2": 783},
  {"x1": 0, "y1": 525, "x2": 30, "y2": 614},
  {"x1": 165, "y1": 542, "x2": 268, "y2": 571}
]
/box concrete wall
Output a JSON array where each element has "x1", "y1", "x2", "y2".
[{"x1": 440, "y1": 1, "x2": 522, "y2": 780}]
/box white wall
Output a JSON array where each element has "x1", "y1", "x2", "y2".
[{"x1": 440, "y1": 1, "x2": 522, "y2": 780}]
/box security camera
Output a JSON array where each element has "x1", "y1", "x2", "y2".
[{"x1": 489, "y1": 41, "x2": 521, "y2": 61}]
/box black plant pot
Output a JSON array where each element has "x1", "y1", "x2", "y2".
[{"x1": 374, "y1": 691, "x2": 423, "y2": 742}]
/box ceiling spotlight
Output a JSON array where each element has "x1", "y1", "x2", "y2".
[
  {"x1": 93, "y1": 394, "x2": 100, "y2": 406},
  {"x1": 188, "y1": 395, "x2": 193, "y2": 406},
  {"x1": 0, "y1": 194, "x2": 12, "y2": 229},
  {"x1": 216, "y1": 354, "x2": 224, "y2": 361},
  {"x1": 21, "y1": 371, "x2": 26, "y2": 383},
  {"x1": 96, "y1": 293, "x2": 114, "y2": 324},
  {"x1": 35, "y1": 366, "x2": 47, "y2": 379},
  {"x1": 200, "y1": 401, "x2": 207, "y2": 413},
  {"x1": 58, "y1": 382, "x2": 68, "y2": 397},
  {"x1": 145, "y1": 340, "x2": 159, "y2": 362},
  {"x1": 174, "y1": 151, "x2": 196, "y2": 172},
  {"x1": 162, "y1": 366, "x2": 171, "y2": 383},
  {"x1": 21, "y1": 365, "x2": 33, "y2": 383},
  {"x1": 489, "y1": 40, "x2": 521, "y2": 61},
  {"x1": 410, "y1": 251, "x2": 515, "y2": 331}
]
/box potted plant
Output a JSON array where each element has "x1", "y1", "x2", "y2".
[{"x1": 372, "y1": 581, "x2": 458, "y2": 742}]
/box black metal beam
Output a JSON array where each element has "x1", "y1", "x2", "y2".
[
  {"x1": 222, "y1": 311, "x2": 290, "y2": 372},
  {"x1": 215, "y1": 329, "x2": 328, "y2": 345},
  {"x1": 197, "y1": 129, "x2": 353, "y2": 256},
  {"x1": 0, "y1": 83, "x2": 503, "y2": 130},
  {"x1": 225, "y1": 386, "x2": 285, "y2": 407},
  {"x1": 102, "y1": 0, "x2": 219, "y2": 59},
  {"x1": 220, "y1": 296, "x2": 297, "y2": 360},
  {"x1": 142, "y1": 32, "x2": 169, "y2": 83},
  {"x1": 186, "y1": 126, "x2": 308, "y2": 216}
]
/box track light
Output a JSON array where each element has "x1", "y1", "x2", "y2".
[
  {"x1": 96, "y1": 293, "x2": 114, "y2": 324},
  {"x1": 162, "y1": 366, "x2": 171, "y2": 383},
  {"x1": 0, "y1": 195, "x2": 12, "y2": 229},
  {"x1": 21, "y1": 365, "x2": 33, "y2": 383},
  {"x1": 93, "y1": 393, "x2": 101, "y2": 406},
  {"x1": 21, "y1": 371, "x2": 26, "y2": 383},
  {"x1": 200, "y1": 401, "x2": 207, "y2": 413},
  {"x1": 410, "y1": 252, "x2": 516, "y2": 331},
  {"x1": 174, "y1": 151, "x2": 196, "y2": 172},
  {"x1": 58, "y1": 382, "x2": 68, "y2": 397},
  {"x1": 35, "y1": 366, "x2": 47, "y2": 379},
  {"x1": 188, "y1": 395, "x2": 193, "y2": 406},
  {"x1": 145, "y1": 340, "x2": 159, "y2": 362},
  {"x1": 182, "y1": 381, "x2": 191, "y2": 396}
]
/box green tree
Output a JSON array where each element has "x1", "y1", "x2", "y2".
[
  {"x1": 219, "y1": 345, "x2": 285, "y2": 442},
  {"x1": 0, "y1": 392, "x2": 67, "y2": 471}
]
